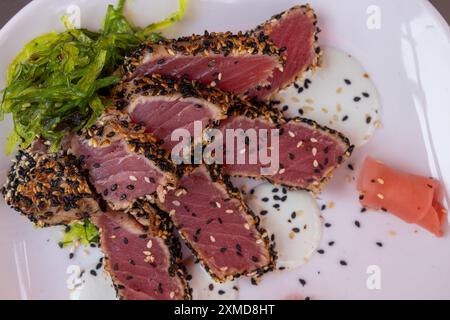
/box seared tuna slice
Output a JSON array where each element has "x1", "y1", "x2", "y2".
[
  {"x1": 248, "y1": 5, "x2": 322, "y2": 100},
  {"x1": 123, "y1": 31, "x2": 284, "y2": 97},
  {"x1": 114, "y1": 74, "x2": 250, "y2": 150},
  {"x1": 2, "y1": 149, "x2": 98, "y2": 227},
  {"x1": 69, "y1": 109, "x2": 177, "y2": 211},
  {"x1": 158, "y1": 165, "x2": 275, "y2": 282},
  {"x1": 94, "y1": 206, "x2": 190, "y2": 300},
  {"x1": 220, "y1": 103, "x2": 353, "y2": 193}
]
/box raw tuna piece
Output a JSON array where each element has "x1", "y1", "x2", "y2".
[
  {"x1": 115, "y1": 74, "x2": 234, "y2": 151},
  {"x1": 157, "y1": 165, "x2": 275, "y2": 282},
  {"x1": 122, "y1": 31, "x2": 284, "y2": 97},
  {"x1": 220, "y1": 103, "x2": 353, "y2": 193},
  {"x1": 248, "y1": 5, "x2": 322, "y2": 100},
  {"x1": 94, "y1": 205, "x2": 190, "y2": 300},
  {"x1": 2, "y1": 149, "x2": 99, "y2": 227},
  {"x1": 69, "y1": 109, "x2": 177, "y2": 211}
]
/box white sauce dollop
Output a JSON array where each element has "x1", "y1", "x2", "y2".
[
  {"x1": 276, "y1": 47, "x2": 381, "y2": 147},
  {"x1": 185, "y1": 257, "x2": 239, "y2": 300},
  {"x1": 246, "y1": 183, "x2": 323, "y2": 270}
]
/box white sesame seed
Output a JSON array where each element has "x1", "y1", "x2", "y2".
[
  {"x1": 312, "y1": 147, "x2": 317, "y2": 156},
  {"x1": 143, "y1": 251, "x2": 151, "y2": 256},
  {"x1": 244, "y1": 223, "x2": 250, "y2": 230},
  {"x1": 226, "y1": 209, "x2": 234, "y2": 213},
  {"x1": 170, "y1": 291, "x2": 175, "y2": 299},
  {"x1": 310, "y1": 138, "x2": 318, "y2": 143},
  {"x1": 377, "y1": 193, "x2": 385, "y2": 200},
  {"x1": 215, "y1": 202, "x2": 221, "y2": 208},
  {"x1": 218, "y1": 73, "x2": 222, "y2": 80},
  {"x1": 169, "y1": 209, "x2": 176, "y2": 216},
  {"x1": 172, "y1": 200, "x2": 181, "y2": 207},
  {"x1": 377, "y1": 178, "x2": 385, "y2": 185},
  {"x1": 296, "y1": 141, "x2": 303, "y2": 148},
  {"x1": 256, "y1": 239, "x2": 263, "y2": 244},
  {"x1": 129, "y1": 175, "x2": 137, "y2": 181},
  {"x1": 279, "y1": 168, "x2": 286, "y2": 174},
  {"x1": 239, "y1": 148, "x2": 246, "y2": 154},
  {"x1": 210, "y1": 236, "x2": 216, "y2": 243},
  {"x1": 144, "y1": 177, "x2": 151, "y2": 183},
  {"x1": 146, "y1": 240, "x2": 153, "y2": 249},
  {"x1": 313, "y1": 160, "x2": 319, "y2": 167},
  {"x1": 288, "y1": 131, "x2": 295, "y2": 138}
]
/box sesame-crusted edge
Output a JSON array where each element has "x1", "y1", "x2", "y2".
[{"x1": 2, "y1": 149, "x2": 99, "y2": 227}]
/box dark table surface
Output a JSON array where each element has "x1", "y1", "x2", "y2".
[{"x1": 1, "y1": 0, "x2": 450, "y2": 29}]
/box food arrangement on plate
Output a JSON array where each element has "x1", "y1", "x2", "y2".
[{"x1": 0, "y1": 0, "x2": 448, "y2": 300}]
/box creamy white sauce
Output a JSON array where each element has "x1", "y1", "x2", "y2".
[
  {"x1": 69, "y1": 268, "x2": 116, "y2": 300},
  {"x1": 185, "y1": 256, "x2": 239, "y2": 300},
  {"x1": 246, "y1": 183, "x2": 323, "y2": 270},
  {"x1": 276, "y1": 47, "x2": 381, "y2": 147}
]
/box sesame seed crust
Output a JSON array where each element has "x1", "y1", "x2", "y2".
[
  {"x1": 123, "y1": 31, "x2": 284, "y2": 80},
  {"x1": 114, "y1": 73, "x2": 246, "y2": 117},
  {"x1": 2, "y1": 149, "x2": 99, "y2": 227}
]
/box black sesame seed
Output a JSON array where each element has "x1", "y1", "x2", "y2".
[
  {"x1": 325, "y1": 223, "x2": 332, "y2": 228},
  {"x1": 218, "y1": 290, "x2": 225, "y2": 295},
  {"x1": 360, "y1": 208, "x2": 367, "y2": 213},
  {"x1": 208, "y1": 283, "x2": 214, "y2": 291},
  {"x1": 342, "y1": 115, "x2": 349, "y2": 121},
  {"x1": 291, "y1": 212, "x2": 296, "y2": 219},
  {"x1": 111, "y1": 184, "x2": 118, "y2": 191},
  {"x1": 120, "y1": 194, "x2": 127, "y2": 200},
  {"x1": 262, "y1": 197, "x2": 269, "y2": 202},
  {"x1": 260, "y1": 210, "x2": 268, "y2": 216},
  {"x1": 69, "y1": 253, "x2": 74, "y2": 259},
  {"x1": 328, "y1": 241, "x2": 335, "y2": 246},
  {"x1": 90, "y1": 270, "x2": 97, "y2": 276},
  {"x1": 126, "y1": 185, "x2": 135, "y2": 190},
  {"x1": 376, "y1": 242, "x2": 383, "y2": 247},
  {"x1": 251, "y1": 256, "x2": 258, "y2": 262},
  {"x1": 362, "y1": 92, "x2": 370, "y2": 98},
  {"x1": 354, "y1": 220, "x2": 361, "y2": 228},
  {"x1": 123, "y1": 237, "x2": 129, "y2": 245},
  {"x1": 292, "y1": 227, "x2": 300, "y2": 233},
  {"x1": 317, "y1": 249, "x2": 325, "y2": 254},
  {"x1": 299, "y1": 279, "x2": 307, "y2": 286},
  {"x1": 344, "y1": 79, "x2": 352, "y2": 85},
  {"x1": 340, "y1": 260, "x2": 348, "y2": 266},
  {"x1": 354, "y1": 96, "x2": 361, "y2": 102},
  {"x1": 348, "y1": 164, "x2": 354, "y2": 171},
  {"x1": 366, "y1": 116, "x2": 372, "y2": 124}
]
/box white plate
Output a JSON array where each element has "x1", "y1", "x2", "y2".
[{"x1": 0, "y1": 0, "x2": 449, "y2": 300}]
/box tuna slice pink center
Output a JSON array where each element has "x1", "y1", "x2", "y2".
[{"x1": 162, "y1": 166, "x2": 271, "y2": 279}]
